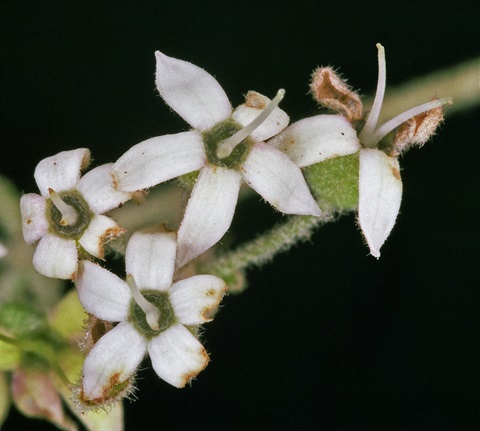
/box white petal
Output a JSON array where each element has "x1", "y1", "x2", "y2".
[
  {"x1": 268, "y1": 115, "x2": 360, "y2": 167},
  {"x1": 19, "y1": 194, "x2": 48, "y2": 244},
  {"x1": 241, "y1": 143, "x2": 321, "y2": 216},
  {"x1": 77, "y1": 163, "x2": 132, "y2": 214},
  {"x1": 169, "y1": 275, "x2": 226, "y2": 325},
  {"x1": 78, "y1": 215, "x2": 126, "y2": 259},
  {"x1": 76, "y1": 260, "x2": 131, "y2": 321},
  {"x1": 125, "y1": 231, "x2": 176, "y2": 291},
  {"x1": 176, "y1": 165, "x2": 241, "y2": 269},
  {"x1": 111, "y1": 132, "x2": 206, "y2": 192},
  {"x1": 34, "y1": 149, "x2": 90, "y2": 197},
  {"x1": 32, "y1": 234, "x2": 78, "y2": 279},
  {"x1": 358, "y1": 148, "x2": 403, "y2": 258},
  {"x1": 155, "y1": 51, "x2": 232, "y2": 131},
  {"x1": 232, "y1": 91, "x2": 289, "y2": 142},
  {"x1": 148, "y1": 323, "x2": 209, "y2": 388},
  {"x1": 82, "y1": 322, "x2": 146, "y2": 401}
]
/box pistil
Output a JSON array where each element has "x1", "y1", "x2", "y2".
[
  {"x1": 216, "y1": 89, "x2": 285, "y2": 158},
  {"x1": 126, "y1": 274, "x2": 160, "y2": 331},
  {"x1": 48, "y1": 188, "x2": 79, "y2": 226}
]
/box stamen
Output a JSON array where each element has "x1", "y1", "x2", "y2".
[
  {"x1": 216, "y1": 89, "x2": 285, "y2": 158},
  {"x1": 372, "y1": 97, "x2": 453, "y2": 144},
  {"x1": 359, "y1": 43, "x2": 386, "y2": 147},
  {"x1": 48, "y1": 188, "x2": 79, "y2": 226},
  {"x1": 126, "y1": 274, "x2": 160, "y2": 331}
]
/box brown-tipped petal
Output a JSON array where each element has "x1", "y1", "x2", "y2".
[{"x1": 148, "y1": 323, "x2": 209, "y2": 388}]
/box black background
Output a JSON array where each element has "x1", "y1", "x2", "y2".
[{"x1": 1, "y1": 1, "x2": 479, "y2": 430}]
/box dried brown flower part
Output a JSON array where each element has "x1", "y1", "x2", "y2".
[
  {"x1": 392, "y1": 99, "x2": 444, "y2": 156},
  {"x1": 310, "y1": 66, "x2": 363, "y2": 123},
  {"x1": 80, "y1": 314, "x2": 114, "y2": 353}
]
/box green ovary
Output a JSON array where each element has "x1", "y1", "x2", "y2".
[{"x1": 304, "y1": 153, "x2": 360, "y2": 211}]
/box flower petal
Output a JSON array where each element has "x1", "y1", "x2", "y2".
[
  {"x1": 169, "y1": 275, "x2": 226, "y2": 325},
  {"x1": 155, "y1": 51, "x2": 232, "y2": 131},
  {"x1": 176, "y1": 165, "x2": 241, "y2": 269},
  {"x1": 78, "y1": 214, "x2": 126, "y2": 259},
  {"x1": 125, "y1": 231, "x2": 176, "y2": 291},
  {"x1": 268, "y1": 115, "x2": 360, "y2": 167},
  {"x1": 148, "y1": 323, "x2": 209, "y2": 388},
  {"x1": 358, "y1": 148, "x2": 403, "y2": 258},
  {"x1": 111, "y1": 132, "x2": 206, "y2": 192},
  {"x1": 32, "y1": 234, "x2": 78, "y2": 279},
  {"x1": 82, "y1": 322, "x2": 146, "y2": 401},
  {"x1": 232, "y1": 91, "x2": 289, "y2": 142},
  {"x1": 34, "y1": 148, "x2": 90, "y2": 197},
  {"x1": 19, "y1": 194, "x2": 48, "y2": 244},
  {"x1": 77, "y1": 163, "x2": 132, "y2": 214},
  {"x1": 76, "y1": 260, "x2": 131, "y2": 321},
  {"x1": 242, "y1": 143, "x2": 321, "y2": 216},
  {"x1": 12, "y1": 369, "x2": 77, "y2": 431}
]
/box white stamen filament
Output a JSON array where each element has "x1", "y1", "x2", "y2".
[
  {"x1": 372, "y1": 97, "x2": 453, "y2": 144},
  {"x1": 359, "y1": 43, "x2": 387, "y2": 148},
  {"x1": 126, "y1": 274, "x2": 160, "y2": 331},
  {"x1": 216, "y1": 89, "x2": 285, "y2": 158},
  {"x1": 48, "y1": 188, "x2": 79, "y2": 226}
]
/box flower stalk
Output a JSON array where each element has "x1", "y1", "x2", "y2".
[{"x1": 201, "y1": 209, "x2": 336, "y2": 293}]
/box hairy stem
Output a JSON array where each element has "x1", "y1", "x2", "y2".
[{"x1": 201, "y1": 209, "x2": 337, "y2": 293}]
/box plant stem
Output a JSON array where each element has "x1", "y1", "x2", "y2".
[{"x1": 201, "y1": 209, "x2": 336, "y2": 293}]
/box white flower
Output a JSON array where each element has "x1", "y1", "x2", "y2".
[
  {"x1": 112, "y1": 51, "x2": 321, "y2": 268},
  {"x1": 20, "y1": 149, "x2": 132, "y2": 279},
  {"x1": 75, "y1": 230, "x2": 226, "y2": 400},
  {"x1": 270, "y1": 45, "x2": 450, "y2": 258}
]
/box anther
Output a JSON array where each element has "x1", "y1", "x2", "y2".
[
  {"x1": 48, "y1": 188, "x2": 79, "y2": 226},
  {"x1": 216, "y1": 89, "x2": 286, "y2": 159},
  {"x1": 126, "y1": 274, "x2": 160, "y2": 331}
]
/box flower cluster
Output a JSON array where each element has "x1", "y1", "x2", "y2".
[{"x1": 15, "y1": 45, "x2": 450, "y2": 414}]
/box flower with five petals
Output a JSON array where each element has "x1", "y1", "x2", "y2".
[
  {"x1": 20, "y1": 149, "x2": 132, "y2": 279},
  {"x1": 75, "y1": 230, "x2": 226, "y2": 404},
  {"x1": 111, "y1": 51, "x2": 321, "y2": 268}
]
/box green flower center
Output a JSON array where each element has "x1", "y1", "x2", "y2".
[
  {"x1": 203, "y1": 119, "x2": 253, "y2": 169},
  {"x1": 46, "y1": 190, "x2": 92, "y2": 240},
  {"x1": 129, "y1": 290, "x2": 175, "y2": 339}
]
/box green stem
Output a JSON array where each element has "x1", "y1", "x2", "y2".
[{"x1": 201, "y1": 209, "x2": 336, "y2": 293}]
